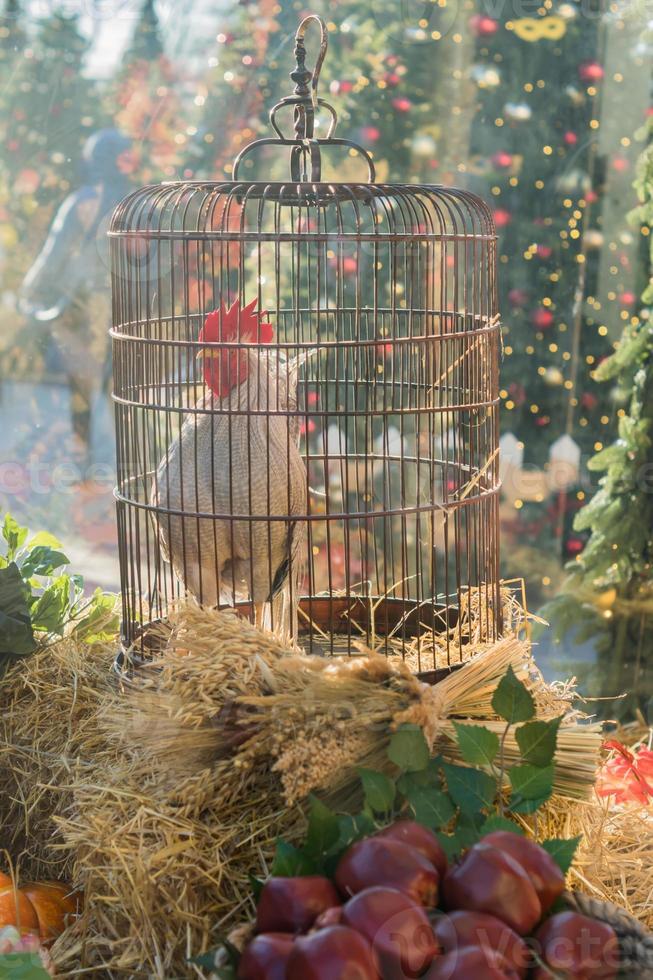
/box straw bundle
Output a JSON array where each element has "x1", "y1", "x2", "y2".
[{"x1": 115, "y1": 603, "x2": 601, "y2": 812}]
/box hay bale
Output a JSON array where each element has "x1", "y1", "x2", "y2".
[
  {"x1": 0, "y1": 636, "x2": 117, "y2": 881},
  {"x1": 531, "y1": 795, "x2": 653, "y2": 932}
]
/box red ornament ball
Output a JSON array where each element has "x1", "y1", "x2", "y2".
[
  {"x1": 532, "y1": 308, "x2": 554, "y2": 329},
  {"x1": 585, "y1": 189, "x2": 599, "y2": 203},
  {"x1": 612, "y1": 155, "x2": 630, "y2": 173},
  {"x1": 469, "y1": 14, "x2": 499, "y2": 36},
  {"x1": 619, "y1": 291, "x2": 636, "y2": 306},
  {"x1": 493, "y1": 208, "x2": 512, "y2": 228},
  {"x1": 564, "y1": 131, "x2": 578, "y2": 146},
  {"x1": 579, "y1": 61, "x2": 604, "y2": 82},
  {"x1": 491, "y1": 151, "x2": 513, "y2": 169},
  {"x1": 361, "y1": 126, "x2": 380, "y2": 142},
  {"x1": 535, "y1": 244, "x2": 553, "y2": 259},
  {"x1": 508, "y1": 288, "x2": 528, "y2": 307},
  {"x1": 566, "y1": 538, "x2": 584, "y2": 555},
  {"x1": 581, "y1": 392, "x2": 598, "y2": 410},
  {"x1": 392, "y1": 97, "x2": 412, "y2": 113}
]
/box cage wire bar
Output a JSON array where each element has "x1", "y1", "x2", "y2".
[{"x1": 110, "y1": 14, "x2": 501, "y2": 669}]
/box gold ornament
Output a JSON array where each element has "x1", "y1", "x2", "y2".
[
  {"x1": 595, "y1": 587, "x2": 617, "y2": 610},
  {"x1": 512, "y1": 16, "x2": 566, "y2": 42}
]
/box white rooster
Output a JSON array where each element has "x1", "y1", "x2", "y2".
[{"x1": 151, "y1": 299, "x2": 310, "y2": 633}]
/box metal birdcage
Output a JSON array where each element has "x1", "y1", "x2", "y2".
[{"x1": 110, "y1": 14, "x2": 501, "y2": 670}]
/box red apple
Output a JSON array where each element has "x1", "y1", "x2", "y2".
[
  {"x1": 376, "y1": 821, "x2": 448, "y2": 878},
  {"x1": 423, "y1": 945, "x2": 521, "y2": 979},
  {"x1": 313, "y1": 906, "x2": 343, "y2": 929},
  {"x1": 482, "y1": 831, "x2": 565, "y2": 913},
  {"x1": 237, "y1": 933, "x2": 294, "y2": 979},
  {"x1": 442, "y1": 842, "x2": 541, "y2": 935},
  {"x1": 343, "y1": 886, "x2": 439, "y2": 979},
  {"x1": 286, "y1": 924, "x2": 379, "y2": 979},
  {"x1": 532, "y1": 911, "x2": 619, "y2": 979},
  {"x1": 335, "y1": 838, "x2": 439, "y2": 907},
  {"x1": 433, "y1": 911, "x2": 531, "y2": 977},
  {"x1": 256, "y1": 876, "x2": 340, "y2": 934}
]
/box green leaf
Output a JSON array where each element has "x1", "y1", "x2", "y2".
[
  {"x1": 442, "y1": 763, "x2": 497, "y2": 813},
  {"x1": 2, "y1": 514, "x2": 28, "y2": 559},
  {"x1": 509, "y1": 793, "x2": 553, "y2": 815},
  {"x1": 407, "y1": 785, "x2": 455, "y2": 830},
  {"x1": 248, "y1": 872, "x2": 264, "y2": 901},
  {"x1": 453, "y1": 722, "x2": 500, "y2": 767},
  {"x1": 480, "y1": 814, "x2": 525, "y2": 836},
  {"x1": 508, "y1": 763, "x2": 555, "y2": 801},
  {"x1": 269, "y1": 840, "x2": 316, "y2": 877},
  {"x1": 437, "y1": 824, "x2": 480, "y2": 862},
  {"x1": 332, "y1": 813, "x2": 375, "y2": 854},
  {"x1": 387, "y1": 724, "x2": 430, "y2": 773},
  {"x1": 31, "y1": 577, "x2": 72, "y2": 634},
  {"x1": 303, "y1": 795, "x2": 341, "y2": 859},
  {"x1": 0, "y1": 562, "x2": 36, "y2": 659},
  {"x1": 26, "y1": 531, "x2": 63, "y2": 551},
  {"x1": 72, "y1": 590, "x2": 119, "y2": 644},
  {"x1": 515, "y1": 717, "x2": 563, "y2": 767},
  {"x1": 188, "y1": 940, "x2": 239, "y2": 976},
  {"x1": 20, "y1": 546, "x2": 69, "y2": 578},
  {"x1": 491, "y1": 666, "x2": 535, "y2": 724},
  {"x1": 0, "y1": 953, "x2": 52, "y2": 979},
  {"x1": 541, "y1": 836, "x2": 582, "y2": 874},
  {"x1": 358, "y1": 768, "x2": 396, "y2": 814}
]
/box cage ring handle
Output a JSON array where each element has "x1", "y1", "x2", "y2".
[
  {"x1": 232, "y1": 136, "x2": 376, "y2": 183},
  {"x1": 232, "y1": 12, "x2": 376, "y2": 182}
]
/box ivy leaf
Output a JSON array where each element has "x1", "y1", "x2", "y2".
[
  {"x1": 303, "y1": 795, "x2": 341, "y2": 860},
  {"x1": 508, "y1": 763, "x2": 555, "y2": 801},
  {"x1": 388, "y1": 724, "x2": 430, "y2": 773},
  {"x1": 541, "y1": 836, "x2": 582, "y2": 874},
  {"x1": 269, "y1": 840, "x2": 316, "y2": 877},
  {"x1": 20, "y1": 546, "x2": 69, "y2": 579},
  {"x1": 453, "y1": 722, "x2": 500, "y2": 767},
  {"x1": 480, "y1": 814, "x2": 525, "y2": 836},
  {"x1": 358, "y1": 768, "x2": 396, "y2": 814},
  {"x1": 491, "y1": 666, "x2": 535, "y2": 724},
  {"x1": 442, "y1": 763, "x2": 497, "y2": 813},
  {"x1": 2, "y1": 514, "x2": 28, "y2": 559},
  {"x1": 407, "y1": 786, "x2": 455, "y2": 830},
  {"x1": 515, "y1": 717, "x2": 563, "y2": 767},
  {"x1": 0, "y1": 562, "x2": 36, "y2": 660}
]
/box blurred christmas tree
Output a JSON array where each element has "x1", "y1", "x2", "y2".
[
  {"x1": 112, "y1": 0, "x2": 185, "y2": 182},
  {"x1": 0, "y1": 4, "x2": 102, "y2": 285},
  {"x1": 540, "y1": 116, "x2": 653, "y2": 720}
]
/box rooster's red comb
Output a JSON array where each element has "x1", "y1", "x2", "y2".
[{"x1": 199, "y1": 298, "x2": 274, "y2": 345}]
